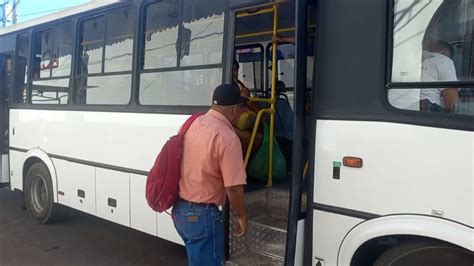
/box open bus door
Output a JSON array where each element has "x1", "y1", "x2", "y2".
[
  {"x1": 224, "y1": 1, "x2": 314, "y2": 264},
  {"x1": 0, "y1": 54, "x2": 11, "y2": 187}
]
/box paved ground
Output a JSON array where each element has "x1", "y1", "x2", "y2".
[{"x1": 0, "y1": 187, "x2": 187, "y2": 266}]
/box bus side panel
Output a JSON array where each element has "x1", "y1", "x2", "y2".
[
  {"x1": 130, "y1": 173, "x2": 157, "y2": 236},
  {"x1": 9, "y1": 149, "x2": 24, "y2": 191},
  {"x1": 96, "y1": 168, "x2": 130, "y2": 227},
  {"x1": 312, "y1": 210, "x2": 363, "y2": 265},
  {"x1": 9, "y1": 109, "x2": 188, "y2": 241},
  {"x1": 313, "y1": 120, "x2": 473, "y2": 225},
  {"x1": 54, "y1": 159, "x2": 96, "y2": 215}
]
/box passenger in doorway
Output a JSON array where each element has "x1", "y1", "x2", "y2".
[
  {"x1": 172, "y1": 84, "x2": 248, "y2": 266},
  {"x1": 420, "y1": 40, "x2": 459, "y2": 113}
]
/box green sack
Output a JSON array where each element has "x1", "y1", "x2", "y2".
[{"x1": 248, "y1": 123, "x2": 288, "y2": 182}]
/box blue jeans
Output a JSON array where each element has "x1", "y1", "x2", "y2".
[{"x1": 172, "y1": 199, "x2": 224, "y2": 266}]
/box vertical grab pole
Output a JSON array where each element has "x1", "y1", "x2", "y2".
[{"x1": 267, "y1": 3, "x2": 279, "y2": 188}]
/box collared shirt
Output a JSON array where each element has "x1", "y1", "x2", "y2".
[{"x1": 179, "y1": 109, "x2": 247, "y2": 205}]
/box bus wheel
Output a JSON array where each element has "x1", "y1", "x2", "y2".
[
  {"x1": 24, "y1": 162, "x2": 63, "y2": 224},
  {"x1": 374, "y1": 240, "x2": 474, "y2": 266}
]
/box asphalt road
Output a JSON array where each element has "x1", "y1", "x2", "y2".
[{"x1": 0, "y1": 187, "x2": 187, "y2": 266}]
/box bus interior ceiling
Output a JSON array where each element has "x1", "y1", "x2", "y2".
[{"x1": 227, "y1": 2, "x2": 310, "y2": 264}]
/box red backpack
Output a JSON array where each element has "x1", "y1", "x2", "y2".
[{"x1": 145, "y1": 113, "x2": 203, "y2": 212}]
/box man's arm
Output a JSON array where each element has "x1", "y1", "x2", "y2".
[
  {"x1": 226, "y1": 185, "x2": 247, "y2": 237},
  {"x1": 441, "y1": 88, "x2": 459, "y2": 112}
]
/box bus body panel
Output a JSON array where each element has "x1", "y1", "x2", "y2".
[
  {"x1": 312, "y1": 210, "x2": 363, "y2": 266},
  {"x1": 9, "y1": 109, "x2": 188, "y2": 172},
  {"x1": 338, "y1": 215, "x2": 474, "y2": 265},
  {"x1": 130, "y1": 173, "x2": 157, "y2": 236},
  {"x1": 9, "y1": 108, "x2": 185, "y2": 244},
  {"x1": 9, "y1": 149, "x2": 24, "y2": 191},
  {"x1": 53, "y1": 158, "x2": 96, "y2": 214},
  {"x1": 313, "y1": 120, "x2": 473, "y2": 226}
]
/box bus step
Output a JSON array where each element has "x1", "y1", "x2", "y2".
[
  {"x1": 229, "y1": 188, "x2": 293, "y2": 263},
  {"x1": 225, "y1": 250, "x2": 283, "y2": 266}
]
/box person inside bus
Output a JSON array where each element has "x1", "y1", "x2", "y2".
[
  {"x1": 232, "y1": 59, "x2": 263, "y2": 158},
  {"x1": 232, "y1": 59, "x2": 251, "y2": 98},
  {"x1": 172, "y1": 84, "x2": 248, "y2": 266},
  {"x1": 420, "y1": 40, "x2": 459, "y2": 113}
]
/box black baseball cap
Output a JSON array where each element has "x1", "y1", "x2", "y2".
[{"x1": 212, "y1": 84, "x2": 248, "y2": 106}]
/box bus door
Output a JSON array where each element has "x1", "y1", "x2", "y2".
[
  {"x1": 0, "y1": 54, "x2": 11, "y2": 186},
  {"x1": 224, "y1": 1, "x2": 314, "y2": 264}
]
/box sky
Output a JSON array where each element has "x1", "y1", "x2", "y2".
[{"x1": 16, "y1": 0, "x2": 91, "y2": 23}]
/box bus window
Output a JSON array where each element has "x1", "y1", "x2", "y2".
[
  {"x1": 235, "y1": 46, "x2": 263, "y2": 92},
  {"x1": 105, "y1": 9, "x2": 135, "y2": 72},
  {"x1": 143, "y1": 1, "x2": 179, "y2": 69},
  {"x1": 13, "y1": 33, "x2": 29, "y2": 104},
  {"x1": 80, "y1": 17, "x2": 105, "y2": 75},
  {"x1": 77, "y1": 8, "x2": 135, "y2": 105},
  {"x1": 389, "y1": 0, "x2": 473, "y2": 115},
  {"x1": 31, "y1": 23, "x2": 72, "y2": 105},
  {"x1": 268, "y1": 43, "x2": 296, "y2": 109},
  {"x1": 180, "y1": 0, "x2": 225, "y2": 66},
  {"x1": 139, "y1": 0, "x2": 224, "y2": 106}
]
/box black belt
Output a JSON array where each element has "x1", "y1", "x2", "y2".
[{"x1": 178, "y1": 198, "x2": 217, "y2": 208}]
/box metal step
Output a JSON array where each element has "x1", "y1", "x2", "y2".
[
  {"x1": 225, "y1": 250, "x2": 283, "y2": 266},
  {"x1": 228, "y1": 189, "x2": 296, "y2": 264}
]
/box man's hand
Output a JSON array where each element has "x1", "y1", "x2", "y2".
[
  {"x1": 234, "y1": 213, "x2": 248, "y2": 237},
  {"x1": 226, "y1": 185, "x2": 248, "y2": 237}
]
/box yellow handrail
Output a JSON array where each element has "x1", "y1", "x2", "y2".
[
  {"x1": 247, "y1": 97, "x2": 275, "y2": 104},
  {"x1": 267, "y1": 2, "x2": 279, "y2": 188},
  {"x1": 236, "y1": 24, "x2": 316, "y2": 39},
  {"x1": 243, "y1": 108, "x2": 274, "y2": 167},
  {"x1": 239, "y1": 2, "x2": 279, "y2": 188}
]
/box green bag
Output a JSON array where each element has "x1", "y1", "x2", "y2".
[{"x1": 248, "y1": 123, "x2": 288, "y2": 182}]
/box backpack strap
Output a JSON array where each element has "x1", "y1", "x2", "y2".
[{"x1": 179, "y1": 113, "x2": 204, "y2": 135}]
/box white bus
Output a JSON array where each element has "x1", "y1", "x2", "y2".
[{"x1": 0, "y1": 0, "x2": 472, "y2": 265}]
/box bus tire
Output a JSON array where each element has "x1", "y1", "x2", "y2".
[
  {"x1": 373, "y1": 240, "x2": 474, "y2": 266},
  {"x1": 24, "y1": 162, "x2": 64, "y2": 224}
]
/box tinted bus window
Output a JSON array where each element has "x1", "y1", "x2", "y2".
[{"x1": 389, "y1": 0, "x2": 474, "y2": 116}]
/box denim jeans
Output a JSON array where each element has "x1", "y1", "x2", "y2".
[{"x1": 172, "y1": 199, "x2": 224, "y2": 266}]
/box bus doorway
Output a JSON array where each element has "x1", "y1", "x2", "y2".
[
  {"x1": 0, "y1": 54, "x2": 11, "y2": 186},
  {"x1": 226, "y1": 1, "x2": 315, "y2": 264}
]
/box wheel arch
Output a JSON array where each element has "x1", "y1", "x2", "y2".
[
  {"x1": 22, "y1": 148, "x2": 58, "y2": 203},
  {"x1": 338, "y1": 214, "x2": 473, "y2": 266}
]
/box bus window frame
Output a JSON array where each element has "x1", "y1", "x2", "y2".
[
  {"x1": 384, "y1": 0, "x2": 474, "y2": 121},
  {"x1": 137, "y1": 0, "x2": 226, "y2": 108},
  {"x1": 74, "y1": 5, "x2": 137, "y2": 107},
  {"x1": 29, "y1": 22, "x2": 74, "y2": 106},
  {"x1": 234, "y1": 43, "x2": 264, "y2": 92},
  {"x1": 11, "y1": 31, "x2": 32, "y2": 107}
]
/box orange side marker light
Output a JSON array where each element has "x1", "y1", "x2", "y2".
[{"x1": 343, "y1": 157, "x2": 363, "y2": 168}]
